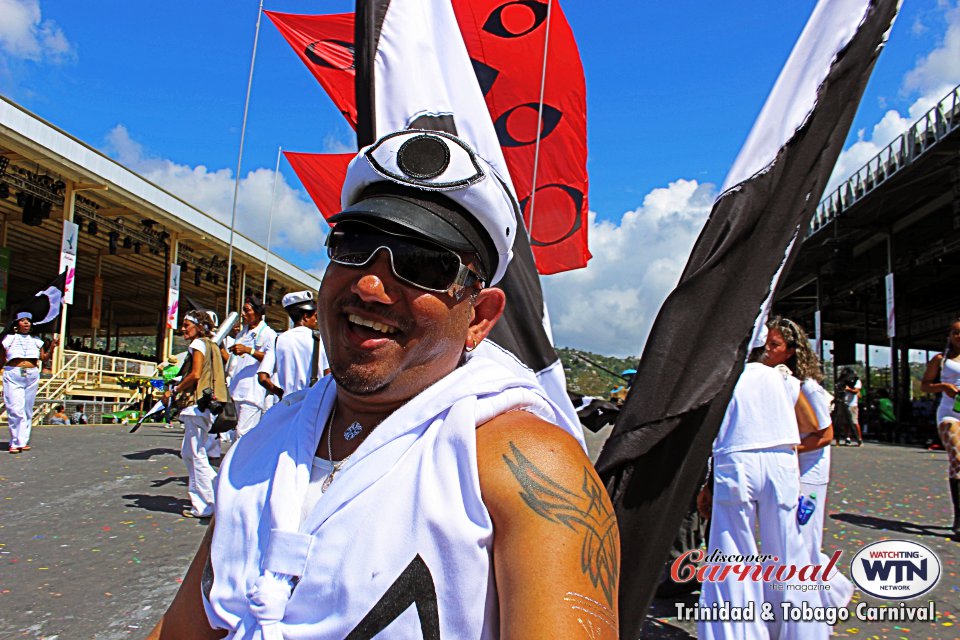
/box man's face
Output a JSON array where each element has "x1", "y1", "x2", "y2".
[
  {"x1": 241, "y1": 303, "x2": 259, "y2": 328},
  {"x1": 16, "y1": 318, "x2": 31, "y2": 333},
  {"x1": 319, "y1": 245, "x2": 500, "y2": 406},
  {"x1": 303, "y1": 310, "x2": 319, "y2": 330}
]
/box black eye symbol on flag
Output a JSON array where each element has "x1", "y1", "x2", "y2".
[
  {"x1": 471, "y1": 58, "x2": 500, "y2": 97},
  {"x1": 494, "y1": 103, "x2": 562, "y2": 147},
  {"x1": 521, "y1": 184, "x2": 584, "y2": 247},
  {"x1": 483, "y1": 0, "x2": 548, "y2": 38},
  {"x1": 305, "y1": 39, "x2": 356, "y2": 71}
]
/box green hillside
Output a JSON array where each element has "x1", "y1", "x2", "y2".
[{"x1": 558, "y1": 347, "x2": 640, "y2": 397}]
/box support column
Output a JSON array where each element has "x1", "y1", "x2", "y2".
[
  {"x1": 239, "y1": 265, "x2": 247, "y2": 304},
  {"x1": 863, "y1": 295, "x2": 870, "y2": 401},
  {"x1": 886, "y1": 232, "x2": 899, "y2": 421},
  {"x1": 56, "y1": 181, "x2": 76, "y2": 372}
]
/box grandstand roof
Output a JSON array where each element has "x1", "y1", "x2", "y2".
[{"x1": 0, "y1": 95, "x2": 323, "y2": 337}]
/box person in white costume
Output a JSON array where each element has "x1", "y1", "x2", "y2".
[
  {"x1": 2, "y1": 311, "x2": 58, "y2": 453},
  {"x1": 762, "y1": 317, "x2": 834, "y2": 557},
  {"x1": 258, "y1": 291, "x2": 328, "y2": 400},
  {"x1": 922, "y1": 318, "x2": 960, "y2": 537},
  {"x1": 697, "y1": 353, "x2": 825, "y2": 640},
  {"x1": 148, "y1": 130, "x2": 619, "y2": 639},
  {"x1": 169, "y1": 310, "x2": 224, "y2": 519},
  {"x1": 222, "y1": 297, "x2": 277, "y2": 437}
]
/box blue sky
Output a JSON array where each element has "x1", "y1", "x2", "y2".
[{"x1": 2, "y1": 0, "x2": 958, "y2": 356}]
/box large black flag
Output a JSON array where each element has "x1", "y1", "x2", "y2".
[
  {"x1": 594, "y1": 1, "x2": 900, "y2": 635},
  {"x1": 11, "y1": 271, "x2": 67, "y2": 328},
  {"x1": 353, "y1": 0, "x2": 579, "y2": 428}
]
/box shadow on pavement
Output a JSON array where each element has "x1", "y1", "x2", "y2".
[
  {"x1": 123, "y1": 493, "x2": 190, "y2": 515},
  {"x1": 151, "y1": 476, "x2": 188, "y2": 488},
  {"x1": 123, "y1": 447, "x2": 181, "y2": 460},
  {"x1": 831, "y1": 512, "x2": 953, "y2": 538}
]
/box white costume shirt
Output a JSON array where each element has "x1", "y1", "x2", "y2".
[
  {"x1": 713, "y1": 362, "x2": 801, "y2": 455},
  {"x1": 798, "y1": 378, "x2": 832, "y2": 485},
  {"x1": 2, "y1": 333, "x2": 43, "y2": 360},
  {"x1": 845, "y1": 378, "x2": 862, "y2": 407},
  {"x1": 204, "y1": 354, "x2": 585, "y2": 639},
  {"x1": 272, "y1": 326, "x2": 327, "y2": 396},
  {"x1": 937, "y1": 356, "x2": 960, "y2": 419},
  {"x1": 227, "y1": 321, "x2": 277, "y2": 407}
]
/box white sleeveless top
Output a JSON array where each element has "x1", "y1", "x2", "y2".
[
  {"x1": 204, "y1": 355, "x2": 582, "y2": 639},
  {"x1": 2, "y1": 333, "x2": 43, "y2": 360},
  {"x1": 938, "y1": 356, "x2": 960, "y2": 412}
]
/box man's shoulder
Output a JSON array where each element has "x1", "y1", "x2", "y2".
[{"x1": 475, "y1": 411, "x2": 593, "y2": 509}]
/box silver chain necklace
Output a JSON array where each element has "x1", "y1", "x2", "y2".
[{"x1": 322, "y1": 403, "x2": 351, "y2": 493}]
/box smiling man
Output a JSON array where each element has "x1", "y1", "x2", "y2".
[{"x1": 147, "y1": 130, "x2": 619, "y2": 640}]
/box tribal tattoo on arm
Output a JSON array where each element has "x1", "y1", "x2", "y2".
[{"x1": 502, "y1": 442, "x2": 620, "y2": 608}]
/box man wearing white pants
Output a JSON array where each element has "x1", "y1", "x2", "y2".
[
  {"x1": 223, "y1": 297, "x2": 276, "y2": 437},
  {"x1": 699, "y1": 361, "x2": 823, "y2": 640}
]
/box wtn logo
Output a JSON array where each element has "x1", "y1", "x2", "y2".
[
  {"x1": 851, "y1": 541, "x2": 941, "y2": 600},
  {"x1": 860, "y1": 558, "x2": 927, "y2": 583}
]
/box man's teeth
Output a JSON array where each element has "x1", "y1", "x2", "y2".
[{"x1": 348, "y1": 313, "x2": 398, "y2": 335}]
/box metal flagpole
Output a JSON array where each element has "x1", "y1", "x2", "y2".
[
  {"x1": 525, "y1": 0, "x2": 554, "y2": 238},
  {"x1": 262, "y1": 145, "x2": 282, "y2": 301},
  {"x1": 225, "y1": 0, "x2": 265, "y2": 316}
]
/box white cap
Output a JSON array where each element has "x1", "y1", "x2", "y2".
[
  {"x1": 339, "y1": 130, "x2": 519, "y2": 285},
  {"x1": 282, "y1": 290, "x2": 316, "y2": 310}
]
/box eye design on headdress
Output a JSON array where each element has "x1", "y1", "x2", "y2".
[{"x1": 365, "y1": 130, "x2": 484, "y2": 191}]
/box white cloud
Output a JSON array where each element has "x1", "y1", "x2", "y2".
[
  {"x1": 0, "y1": 0, "x2": 73, "y2": 62},
  {"x1": 104, "y1": 125, "x2": 328, "y2": 256},
  {"x1": 904, "y1": 2, "x2": 960, "y2": 96},
  {"x1": 542, "y1": 179, "x2": 715, "y2": 357}
]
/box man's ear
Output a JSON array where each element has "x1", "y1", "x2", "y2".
[{"x1": 466, "y1": 287, "x2": 506, "y2": 349}]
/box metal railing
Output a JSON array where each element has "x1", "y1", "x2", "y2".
[
  {"x1": 0, "y1": 350, "x2": 161, "y2": 425},
  {"x1": 809, "y1": 82, "x2": 960, "y2": 235}
]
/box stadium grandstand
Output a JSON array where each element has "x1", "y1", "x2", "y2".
[{"x1": 0, "y1": 96, "x2": 322, "y2": 423}]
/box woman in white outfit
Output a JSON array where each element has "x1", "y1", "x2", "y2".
[
  {"x1": 762, "y1": 317, "x2": 833, "y2": 556},
  {"x1": 698, "y1": 352, "x2": 822, "y2": 640},
  {"x1": 2, "y1": 311, "x2": 58, "y2": 454},
  {"x1": 921, "y1": 318, "x2": 960, "y2": 536},
  {"x1": 169, "y1": 310, "x2": 219, "y2": 518}
]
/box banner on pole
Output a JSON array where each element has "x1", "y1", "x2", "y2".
[
  {"x1": 91, "y1": 276, "x2": 103, "y2": 330},
  {"x1": 885, "y1": 272, "x2": 895, "y2": 338},
  {"x1": 814, "y1": 309, "x2": 822, "y2": 358},
  {"x1": 59, "y1": 220, "x2": 79, "y2": 305},
  {"x1": 166, "y1": 264, "x2": 181, "y2": 330}
]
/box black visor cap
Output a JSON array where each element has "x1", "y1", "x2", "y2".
[{"x1": 329, "y1": 184, "x2": 497, "y2": 282}]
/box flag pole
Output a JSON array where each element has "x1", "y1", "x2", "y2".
[
  {"x1": 524, "y1": 0, "x2": 554, "y2": 239},
  {"x1": 225, "y1": 0, "x2": 265, "y2": 316},
  {"x1": 262, "y1": 145, "x2": 282, "y2": 302}
]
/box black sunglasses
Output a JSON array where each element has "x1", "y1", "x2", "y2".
[{"x1": 325, "y1": 220, "x2": 484, "y2": 295}]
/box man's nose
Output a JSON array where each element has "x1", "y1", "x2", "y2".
[{"x1": 351, "y1": 250, "x2": 398, "y2": 304}]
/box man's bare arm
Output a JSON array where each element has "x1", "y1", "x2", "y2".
[
  {"x1": 478, "y1": 411, "x2": 619, "y2": 640},
  {"x1": 145, "y1": 519, "x2": 225, "y2": 640}
]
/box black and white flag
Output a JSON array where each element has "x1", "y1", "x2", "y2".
[
  {"x1": 594, "y1": 1, "x2": 900, "y2": 635},
  {"x1": 13, "y1": 271, "x2": 67, "y2": 328},
  {"x1": 353, "y1": 0, "x2": 579, "y2": 428}
]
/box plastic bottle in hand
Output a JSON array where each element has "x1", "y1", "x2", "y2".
[{"x1": 797, "y1": 493, "x2": 817, "y2": 526}]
